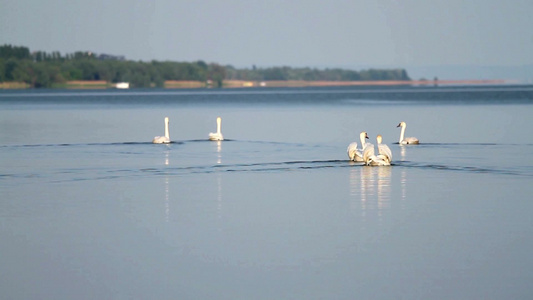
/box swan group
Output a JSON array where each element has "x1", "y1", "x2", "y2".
[
  {"x1": 152, "y1": 116, "x2": 225, "y2": 144},
  {"x1": 348, "y1": 121, "x2": 419, "y2": 166},
  {"x1": 363, "y1": 135, "x2": 392, "y2": 166},
  {"x1": 151, "y1": 116, "x2": 419, "y2": 168}
]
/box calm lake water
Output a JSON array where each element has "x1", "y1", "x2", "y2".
[{"x1": 1, "y1": 86, "x2": 533, "y2": 299}]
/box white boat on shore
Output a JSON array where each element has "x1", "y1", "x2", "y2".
[{"x1": 115, "y1": 82, "x2": 130, "y2": 89}]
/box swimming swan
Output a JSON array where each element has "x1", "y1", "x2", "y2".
[
  {"x1": 363, "y1": 135, "x2": 392, "y2": 166},
  {"x1": 152, "y1": 117, "x2": 170, "y2": 144},
  {"x1": 347, "y1": 131, "x2": 369, "y2": 162},
  {"x1": 208, "y1": 117, "x2": 224, "y2": 141},
  {"x1": 397, "y1": 121, "x2": 419, "y2": 144},
  {"x1": 376, "y1": 134, "x2": 392, "y2": 163}
]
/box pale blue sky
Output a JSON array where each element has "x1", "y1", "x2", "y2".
[{"x1": 1, "y1": 0, "x2": 532, "y2": 80}]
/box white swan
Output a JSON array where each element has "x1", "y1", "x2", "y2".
[
  {"x1": 152, "y1": 117, "x2": 170, "y2": 144},
  {"x1": 208, "y1": 117, "x2": 224, "y2": 141},
  {"x1": 376, "y1": 134, "x2": 392, "y2": 163},
  {"x1": 397, "y1": 121, "x2": 419, "y2": 144},
  {"x1": 363, "y1": 135, "x2": 392, "y2": 166},
  {"x1": 347, "y1": 131, "x2": 369, "y2": 162}
]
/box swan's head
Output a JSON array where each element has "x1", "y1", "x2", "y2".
[
  {"x1": 217, "y1": 117, "x2": 222, "y2": 122},
  {"x1": 164, "y1": 117, "x2": 169, "y2": 123},
  {"x1": 377, "y1": 134, "x2": 383, "y2": 144},
  {"x1": 397, "y1": 121, "x2": 406, "y2": 128},
  {"x1": 360, "y1": 131, "x2": 369, "y2": 140}
]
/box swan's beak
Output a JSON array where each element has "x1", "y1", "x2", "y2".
[{"x1": 396, "y1": 123, "x2": 401, "y2": 127}]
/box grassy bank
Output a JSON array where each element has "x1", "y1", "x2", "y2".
[{"x1": 0, "y1": 82, "x2": 31, "y2": 89}]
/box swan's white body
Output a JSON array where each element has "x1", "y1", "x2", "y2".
[
  {"x1": 347, "y1": 131, "x2": 369, "y2": 162},
  {"x1": 208, "y1": 117, "x2": 224, "y2": 141},
  {"x1": 363, "y1": 135, "x2": 392, "y2": 166},
  {"x1": 376, "y1": 135, "x2": 392, "y2": 163},
  {"x1": 397, "y1": 121, "x2": 419, "y2": 144},
  {"x1": 152, "y1": 117, "x2": 170, "y2": 144}
]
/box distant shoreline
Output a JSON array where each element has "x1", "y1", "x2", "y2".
[
  {"x1": 222, "y1": 79, "x2": 510, "y2": 88},
  {"x1": 0, "y1": 79, "x2": 512, "y2": 90}
]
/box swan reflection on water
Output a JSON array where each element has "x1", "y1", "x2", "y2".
[
  {"x1": 349, "y1": 165, "x2": 392, "y2": 221},
  {"x1": 215, "y1": 141, "x2": 222, "y2": 164},
  {"x1": 215, "y1": 142, "x2": 223, "y2": 225},
  {"x1": 216, "y1": 173, "x2": 223, "y2": 227},
  {"x1": 164, "y1": 176, "x2": 170, "y2": 222},
  {"x1": 165, "y1": 149, "x2": 170, "y2": 166},
  {"x1": 164, "y1": 150, "x2": 170, "y2": 222},
  {"x1": 376, "y1": 166, "x2": 392, "y2": 212},
  {"x1": 398, "y1": 146, "x2": 408, "y2": 206},
  {"x1": 400, "y1": 145, "x2": 406, "y2": 160},
  {"x1": 401, "y1": 169, "x2": 407, "y2": 207}
]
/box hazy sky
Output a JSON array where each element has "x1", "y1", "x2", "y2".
[{"x1": 1, "y1": 0, "x2": 532, "y2": 78}]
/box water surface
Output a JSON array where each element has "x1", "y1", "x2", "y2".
[{"x1": 1, "y1": 86, "x2": 532, "y2": 299}]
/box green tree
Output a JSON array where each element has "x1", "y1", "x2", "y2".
[
  {"x1": 208, "y1": 63, "x2": 226, "y2": 87},
  {"x1": 0, "y1": 58, "x2": 4, "y2": 81},
  {"x1": 0, "y1": 45, "x2": 30, "y2": 60}
]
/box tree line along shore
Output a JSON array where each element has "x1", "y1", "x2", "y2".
[
  {"x1": 0, "y1": 44, "x2": 419, "y2": 89},
  {"x1": 0, "y1": 44, "x2": 509, "y2": 89}
]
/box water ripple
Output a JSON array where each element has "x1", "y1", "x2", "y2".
[{"x1": 3, "y1": 158, "x2": 530, "y2": 185}]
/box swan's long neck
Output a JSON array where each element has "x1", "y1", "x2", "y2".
[
  {"x1": 164, "y1": 117, "x2": 170, "y2": 139},
  {"x1": 399, "y1": 125, "x2": 405, "y2": 143},
  {"x1": 359, "y1": 133, "x2": 366, "y2": 147},
  {"x1": 216, "y1": 117, "x2": 222, "y2": 134}
]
